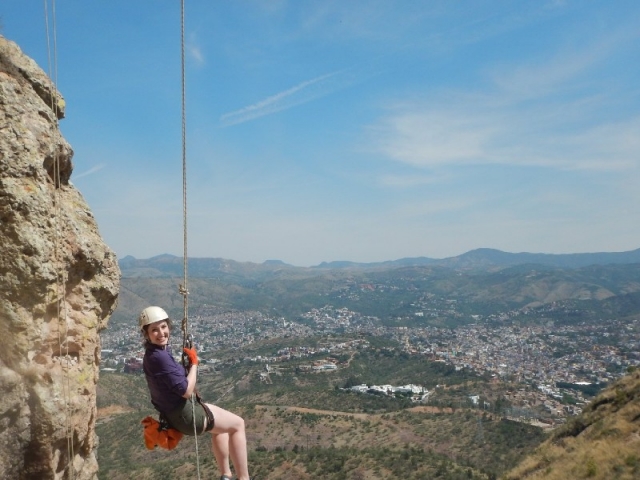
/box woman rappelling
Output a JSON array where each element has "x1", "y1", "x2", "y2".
[{"x1": 139, "y1": 305, "x2": 255, "y2": 480}]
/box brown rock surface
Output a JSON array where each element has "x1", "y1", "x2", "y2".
[{"x1": 0, "y1": 35, "x2": 120, "y2": 479}]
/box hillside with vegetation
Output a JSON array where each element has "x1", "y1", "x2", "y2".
[
  {"x1": 505, "y1": 368, "x2": 640, "y2": 479},
  {"x1": 97, "y1": 365, "x2": 640, "y2": 479},
  {"x1": 96, "y1": 346, "x2": 547, "y2": 480}
]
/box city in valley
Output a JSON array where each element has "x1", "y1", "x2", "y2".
[{"x1": 100, "y1": 297, "x2": 640, "y2": 428}]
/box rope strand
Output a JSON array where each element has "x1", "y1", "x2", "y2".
[
  {"x1": 44, "y1": 1, "x2": 75, "y2": 478},
  {"x1": 181, "y1": 0, "x2": 189, "y2": 333},
  {"x1": 179, "y1": 2, "x2": 202, "y2": 479}
]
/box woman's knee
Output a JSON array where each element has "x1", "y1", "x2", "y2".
[
  {"x1": 227, "y1": 412, "x2": 245, "y2": 433},
  {"x1": 237, "y1": 415, "x2": 245, "y2": 432},
  {"x1": 208, "y1": 404, "x2": 245, "y2": 433}
]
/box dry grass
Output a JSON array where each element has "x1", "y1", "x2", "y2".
[
  {"x1": 97, "y1": 404, "x2": 134, "y2": 419},
  {"x1": 504, "y1": 370, "x2": 640, "y2": 480}
]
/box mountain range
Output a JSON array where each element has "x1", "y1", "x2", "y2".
[
  {"x1": 120, "y1": 247, "x2": 640, "y2": 278},
  {"x1": 110, "y1": 247, "x2": 640, "y2": 327}
]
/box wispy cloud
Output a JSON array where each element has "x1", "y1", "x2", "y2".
[
  {"x1": 188, "y1": 33, "x2": 205, "y2": 66},
  {"x1": 73, "y1": 164, "x2": 106, "y2": 180},
  {"x1": 369, "y1": 27, "x2": 640, "y2": 173},
  {"x1": 370, "y1": 109, "x2": 498, "y2": 168},
  {"x1": 371, "y1": 103, "x2": 640, "y2": 172},
  {"x1": 220, "y1": 68, "x2": 362, "y2": 126},
  {"x1": 378, "y1": 171, "x2": 452, "y2": 188}
]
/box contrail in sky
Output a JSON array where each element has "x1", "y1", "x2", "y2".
[
  {"x1": 73, "y1": 164, "x2": 106, "y2": 180},
  {"x1": 220, "y1": 69, "x2": 359, "y2": 126}
]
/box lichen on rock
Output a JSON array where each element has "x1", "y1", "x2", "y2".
[{"x1": 0, "y1": 35, "x2": 120, "y2": 480}]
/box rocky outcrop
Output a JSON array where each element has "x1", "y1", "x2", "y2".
[{"x1": 0, "y1": 35, "x2": 120, "y2": 479}]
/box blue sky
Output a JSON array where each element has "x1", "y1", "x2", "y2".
[{"x1": 2, "y1": 1, "x2": 639, "y2": 266}]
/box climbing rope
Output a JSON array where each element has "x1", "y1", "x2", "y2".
[
  {"x1": 176, "y1": 2, "x2": 203, "y2": 479},
  {"x1": 180, "y1": 0, "x2": 189, "y2": 348},
  {"x1": 43, "y1": 1, "x2": 75, "y2": 479}
]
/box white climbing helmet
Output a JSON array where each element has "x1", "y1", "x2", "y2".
[{"x1": 138, "y1": 306, "x2": 169, "y2": 330}]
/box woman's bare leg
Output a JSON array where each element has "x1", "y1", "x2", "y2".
[
  {"x1": 211, "y1": 433, "x2": 232, "y2": 478},
  {"x1": 205, "y1": 403, "x2": 250, "y2": 480}
]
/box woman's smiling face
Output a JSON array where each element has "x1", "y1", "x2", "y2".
[{"x1": 146, "y1": 320, "x2": 170, "y2": 347}]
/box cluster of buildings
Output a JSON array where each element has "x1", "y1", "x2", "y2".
[
  {"x1": 100, "y1": 302, "x2": 638, "y2": 424},
  {"x1": 397, "y1": 319, "x2": 639, "y2": 386},
  {"x1": 344, "y1": 383, "x2": 430, "y2": 403}
]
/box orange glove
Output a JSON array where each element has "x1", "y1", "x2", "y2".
[{"x1": 183, "y1": 347, "x2": 199, "y2": 366}]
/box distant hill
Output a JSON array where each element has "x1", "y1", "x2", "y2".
[
  {"x1": 314, "y1": 256, "x2": 437, "y2": 270},
  {"x1": 439, "y1": 247, "x2": 640, "y2": 270},
  {"x1": 119, "y1": 248, "x2": 640, "y2": 278},
  {"x1": 110, "y1": 258, "x2": 640, "y2": 329},
  {"x1": 316, "y1": 248, "x2": 640, "y2": 271},
  {"x1": 119, "y1": 254, "x2": 310, "y2": 281},
  {"x1": 505, "y1": 368, "x2": 640, "y2": 480}
]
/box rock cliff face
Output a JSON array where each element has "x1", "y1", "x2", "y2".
[{"x1": 0, "y1": 36, "x2": 120, "y2": 479}]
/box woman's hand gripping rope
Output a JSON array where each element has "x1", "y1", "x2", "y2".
[{"x1": 183, "y1": 346, "x2": 199, "y2": 367}]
